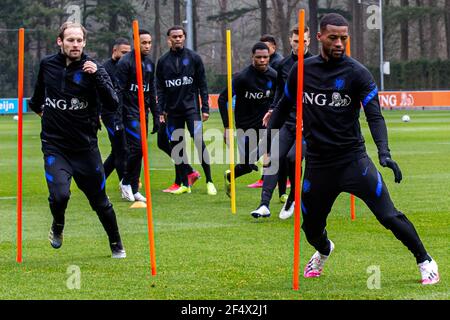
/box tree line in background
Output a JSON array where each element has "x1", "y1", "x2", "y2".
[{"x1": 1, "y1": 0, "x2": 449, "y2": 97}]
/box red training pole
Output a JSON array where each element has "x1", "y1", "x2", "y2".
[
  {"x1": 132, "y1": 20, "x2": 157, "y2": 275},
  {"x1": 350, "y1": 194, "x2": 356, "y2": 221},
  {"x1": 346, "y1": 36, "x2": 356, "y2": 221},
  {"x1": 17, "y1": 28, "x2": 24, "y2": 264},
  {"x1": 293, "y1": 9, "x2": 305, "y2": 291}
]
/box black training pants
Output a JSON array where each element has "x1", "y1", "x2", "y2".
[
  {"x1": 42, "y1": 143, "x2": 121, "y2": 244},
  {"x1": 102, "y1": 113, "x2": 128, "y2": 181},
  {"x1": 233, "y1": 127, "x2": 266, "y2": 179},
  {"x1": 157, "y1": 121, "x2": 193, "y2": 185},
  {"x1": 261, "y1": 123, "x2": 304, "y2": 207},
  {"x1": 122, "y1": 116, "x2": 148, "y2": 194},
  {"x1": 301, "y1": 156, "x2": 428, "y2": 263},
  {"x1": 167, "y1": 113, "x2": 212, "y2": 185}
]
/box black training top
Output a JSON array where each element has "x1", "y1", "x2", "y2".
[
  {"x1": 156, "y1": 47, "x2": 209, "y2": 118},
  {"x1": 103, "y1": 57, "x2": 120, "y2": 84},
  {"x1": 29, "y1": 52, "x2": 118, "y2": 151},
  {"x1": 271, "y1": 50, "x2": 313, "y2": 109},
  {"x1": 269, "y1": 51, "x2": 284, "y2": 71},
  {"x1": 101, "y1": 57, "x2": 121, "y2": 119},
  {"x1": 271, "y1": 54, "x2": 391, "y2": 168},
  {"x1": 218, "y1": 65, "x2": 277, "y2": 130},
  {"x1": 115, "y1": 50, "x2": 157, "y2": 119}
]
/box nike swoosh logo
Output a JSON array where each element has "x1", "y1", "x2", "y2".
[{"x1": 362, "y1": 166, "x2": 369, "y2": 176}]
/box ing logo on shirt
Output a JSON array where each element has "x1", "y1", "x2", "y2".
[
  {"x1": 45, "y1": 97, "x2": 88, "y2": 111},
  {"x1": 303, "y1": 92, "x2": 351, "y2": 108},
  {"x1": 130, "y1": 83, "x2": 151, "y2": 92},
  {"x1": 244, "y1": 91, "x2": 272, "y2": 100},
  {"x1": 165, "y1": 77, "x2": 194, "y2": 88},
  {"x1": 328, "y1": 92, "x2": 351, "y2": 107}
]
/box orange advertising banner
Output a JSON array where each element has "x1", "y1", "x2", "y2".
[
  {"x1": 207, "y1": 91, "x2": 450, "y2": 109},
  {"x1": 378, "y1": 91, "x2": 450, "y2": 109}
]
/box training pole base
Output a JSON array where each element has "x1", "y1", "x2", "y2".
[{"x1": 130, "y1": 201, "x2": 147, "y2": 209}]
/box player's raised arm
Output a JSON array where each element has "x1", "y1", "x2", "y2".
[
  {"x1": 357, "y1": 66, "x2": 402, "y2": 183},
  {"x1": 93, "y1": 63, "x2": 119, "y2": 112}
]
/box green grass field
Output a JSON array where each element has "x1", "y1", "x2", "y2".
[{"x1": 0, "y1": 110, "x2": 448, "y2": 300}]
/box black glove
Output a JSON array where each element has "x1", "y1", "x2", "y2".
[
  {"x1": 151, "y1": 116, "x2": 160, "y2": 134},
  {"x1": 379, "y1": 154, "x2": 402, "y2": 183}
]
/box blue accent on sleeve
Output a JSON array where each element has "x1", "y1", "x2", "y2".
[
  {"x1": 301, "y1": 201, "x2": 307, "y2": 215},
  {"x1": 46, "y1": 156, "x2": 56, "y2": 167},
  {"x1": 105, "y1": 126, "x2": 115, "y2": 137},
  {"x1": 166, "y1": 125, "x2": 175, "y2": 141},
  {"x1": 303, "y1": 179, "x2": 311, "y2": 193},
  {"x1": 125, "y1": 127, "x2": 141, "y2": 140},
  {"x1": 100, "y1": 174, "x2": 106, "y2": 191},
  {"x1": 267, "y1": 81, "x2": 273, "y2": 89},
  {"x1": 131, "y1": 120, "x2": 139, "y2": 128},
  {"x1": 362, "y1": 85, "x2": 378, "y2": 107},
  {"x1": 45, "y1": 172, "x2": 54, "y2": 183},
  {"x1": 284, "y1": 83, "x2": 293, "y2": 101},
  {"x1": 376, "y1": 171, "x2": 382, "y2": 197},
  {"x1": 226, "y1": 87, "x2": 236, "y2": 111}
]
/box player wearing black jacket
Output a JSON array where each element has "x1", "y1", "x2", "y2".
[
  {"x1": 218, "y1": 42, "x2": 277, "y2": 202},
  {"x1": 269, "y1": 14, "x2": 439, "y2": 285},
  {"x1": 245, "y1": 35, "x2": 285, "y2": 191},
  {"x1": 28, "y1": 22, "x2": 125, "y2": 258},
  {"x1": 253, "y1": 26, "x2": 312, "y2": 219},
  {"x1": 156, "y1": 25, "x2": 217, "y2": 195},
  {"x1": 260, "y1": 34, "x2": 284, "y2": 71},
  {"x1": 101, "y1": 38, "x2": 131, "y2": 183},
  {"x1": 115, "y1": 30, "x2": 158, "y2": 202}
]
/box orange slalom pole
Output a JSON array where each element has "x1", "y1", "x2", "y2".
[
  {"x1": 350, "y1": 194, "x2": 356, "y2": 221},
  {"x1": 132, "y1": 20, "x2": 157, "y2": 275},
  {"x1": 346, "y1": 37, "x2": 356, "y2": 221},
  {"x1": 17, "y1": 28, "x2": 24, "y2": 264},
  {"x1": 293, "y1": 9, "x2": 305, "y2": 291},
  {"x1": 226, "y1": 30, "x2": 237, "y2": 214}
]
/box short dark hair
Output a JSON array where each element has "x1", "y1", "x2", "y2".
[
  {"x1": 133, "y1": 29, "x2": 152, "y2": 40},
  {"x1": 139, "y1": 29, "x2": 151, "y2": 36},
  {"x1": 58, "y1": 22, "x2": 87, "y2": 40},
  {"x1": 167, "y1": 25, "x2": 186, "y2": 36},
  {"x1": 320, "y1": 13, "x2": 349, "y2": 31},
  {"x1": 252, "y1": 42, "x2": 270, "y2": 54},
  {"x1": 290, "y1": 25, "x2": 310, "y2": 36},
  {"x1": 113, "y1": 37, "x2": 130, "y2": 47},
  {"x1": 132, "y1": 29, "x2": 151, "y2": 40},
  {"x1": 259, "y1": 34, "x2": 277, "y2": 46}
]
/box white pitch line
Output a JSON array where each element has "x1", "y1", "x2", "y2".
[{"x1": 0, "y1": 197, "x2": 16, "y2": 200}]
